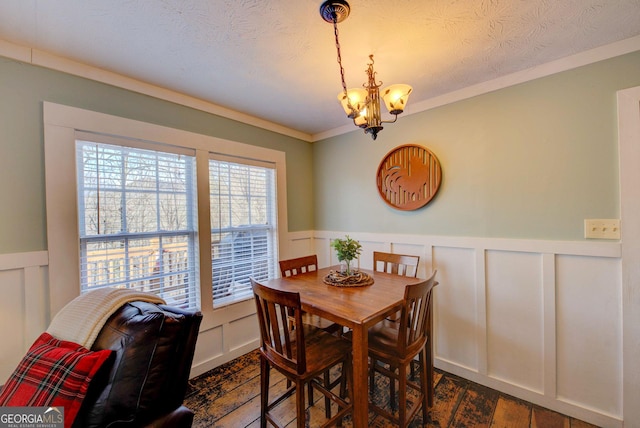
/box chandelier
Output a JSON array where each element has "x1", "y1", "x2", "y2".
[{"x1": 320, "y1": 0, "x2": 412, "y2": 140}]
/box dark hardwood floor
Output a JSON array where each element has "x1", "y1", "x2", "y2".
[{"x1": 184, "y1": 349, "x2": 599, "y2": 427}]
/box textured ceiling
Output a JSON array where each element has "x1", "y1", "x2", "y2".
[{"x1": 0, "y1": 0, "x2": 639, "y2": 138}]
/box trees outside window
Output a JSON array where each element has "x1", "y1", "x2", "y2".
[
  {"x1": 75, "y1": 140, "x2": 279, "y2": 310},
  {"x1": 76, "y1": 141, "x2": 199, "y2": 309}
]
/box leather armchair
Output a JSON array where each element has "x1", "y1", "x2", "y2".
[{"x1": 73, "y1": 301, "x2": 202, "y2": 428}]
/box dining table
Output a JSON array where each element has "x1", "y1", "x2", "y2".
[{"x1": 261, "y1": 265, "x2": 422, "y2": 428}]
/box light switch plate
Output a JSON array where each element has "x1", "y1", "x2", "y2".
[{"x1": 584, "y1": 219, "x2": 621, "y2": 239}]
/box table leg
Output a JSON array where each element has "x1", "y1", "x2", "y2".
[{"x1": 351, "y1": 324, "x2": 368, "y2": 427}]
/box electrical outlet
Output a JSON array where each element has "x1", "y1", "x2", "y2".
[{"x1": 584, "y1": 219, "x2": 621, "y2": 239}]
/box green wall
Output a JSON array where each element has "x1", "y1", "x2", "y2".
[
  {"x1": 2, "y1": 50, "x2": 638, "y2": 254},
  {"x1": 0, "y1": 57, "x2": 314, "y2": 254},
  {"x1": 314, "y1": 51, "x2": 640, "y2": 240}
]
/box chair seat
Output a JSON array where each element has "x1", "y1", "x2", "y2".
[
  {"x1": 272, "y1": 325, "x2": 351, "y2": 381},
  {"x1": 343, "y1": 319, "x2": 413, "y2": 360},
  {"x1": 368, "y1": 319, "x2": 403, "y2": 356}
]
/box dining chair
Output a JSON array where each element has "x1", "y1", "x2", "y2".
[
  {"x1": 372, "y1": 251, "x2": 422, "y2": 380},
  {"x1": 251, "y1": 278, "x2": 353, "y2": 428},
  {"x1": 372, "y1": 251, "x2": 420, "y2": 325},
  {"x1": 373, "y1": 251, "x2": 420, "y2": 277},
  {"x1": 279, "y1": 254, "x2": 319, "y2": 277},
  {"x1": 279, "y1": 255, "x2": 343, "y2": 335},
  {"x1": 366, "y1": 271, "x2": 438, "y2": 428},
  {"x1": 279, "y1": 255, "x2": 345, "y2": 408}
]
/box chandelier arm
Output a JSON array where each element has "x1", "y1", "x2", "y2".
[
  {"x1": 350, "y1": 117, "x2": 365, "y2": 129},
  {"x1": 380, "y1": 114, "x2": 399, "y2": 125}
]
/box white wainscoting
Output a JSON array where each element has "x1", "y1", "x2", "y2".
[
  {"x1": 310, "y1": 230, "x2": 622, "y2": 428},
  {"x1": 0, "y1": 234, "x2": 623, "y2": 427},
  {"x1": 189, "y1": 298, "x2": 260, "y2": 378},
  {"x1": 0, "y1": 251, "x2": 49, "y2": 384}
]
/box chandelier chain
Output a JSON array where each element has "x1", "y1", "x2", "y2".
[{"x1": 332, "y1": 17, "x2": 354, "y2": 114}]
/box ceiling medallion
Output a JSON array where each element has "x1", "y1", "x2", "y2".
[{"x1": 376, "y1": 144, "x2": 442, "y2": 211}]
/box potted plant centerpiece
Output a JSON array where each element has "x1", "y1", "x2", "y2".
[
  {"x1": 324, "y1": 235, "x2": 373, "y2": 287},
  {"x1": 331, "y1": 235, "x2": 362, "y2": 276}
]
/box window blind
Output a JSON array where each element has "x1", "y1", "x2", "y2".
[
  {"x1": 76, "y1": 139, "x2": 200, "y2": 310},
  {"x1": 209, "y1": 158, "x2": 278, "y2": 307}
]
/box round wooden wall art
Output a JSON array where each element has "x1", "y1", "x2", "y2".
[{"x1": 376, "y1": 144, "x2": 442, "y2": 211}]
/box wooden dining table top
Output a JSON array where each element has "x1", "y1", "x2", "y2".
[{"x1": 262, "y1": 265, "x2": 421, "y2": 328}]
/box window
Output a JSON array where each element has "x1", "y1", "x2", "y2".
[
  {"x1": 75, "y1": 138, "x2": 199, "y2": 310},
  {"x1": 44, "y1": 102, "x2": 288, "y2": 319},
  {"x1": 210, "y1": 157, "x2": 277, "y2": 307}
]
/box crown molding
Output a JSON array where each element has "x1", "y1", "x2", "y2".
[
  {"x1": 2, "y1": 35, "x2": 639, "y2": 144},
  {"x1": 0, "y1": 38, "x2": 312, "y2": 142},
  {"x1": 312, "y1": 35, "x2": 640, "y2": 142}
]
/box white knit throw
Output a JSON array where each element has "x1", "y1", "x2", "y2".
[{"x1": 46, "y1": 288, "x2": 166, "y2": 349}]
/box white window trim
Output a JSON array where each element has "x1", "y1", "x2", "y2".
[
  {"x1": 618, "y1": 85, "x2": 640, "y2": 425},
  {"x1": 43, "y1": 102, "x2": 288, "y2": 331}
]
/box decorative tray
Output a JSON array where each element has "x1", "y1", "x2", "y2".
[{"x1": 323, "y1": 270, "x2": 374, "y2": 287}]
